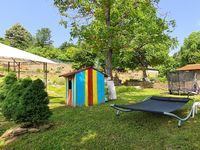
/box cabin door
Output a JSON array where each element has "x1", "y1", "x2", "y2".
[{"x1": 68, "y1": 79, "x2": 72, "y2": 106}]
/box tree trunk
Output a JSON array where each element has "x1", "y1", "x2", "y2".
[
  {"x1": 105, "y1": 0, "x2": 113, "y2": 79},
  {"x1": 142, "y1": 68, "x2": 148, "y2": 81},
  {"x1": 105, "y1": 48, "x2": 113, "y2": 78}
]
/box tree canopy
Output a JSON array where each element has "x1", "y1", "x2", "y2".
[
  {"x1": 54, "y1": 0, "x2": 176, "y2": 78},
  {"x1": 175, "y1": 31, "x2": 200, "y2": 66},
  {"x1": 35, "y1": 28, "x2": 53, "y2": 47},
  {"x1": 5, "y1": 23, "x2": 32, "y2": 49},
  {"x1": 27, "y1": 46, "x2": 61, "y2": 60},
  {"x1": 59, "y1": 41, "x2": 76, "y2": 50}
]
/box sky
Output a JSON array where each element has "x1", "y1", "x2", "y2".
[
  {"x1": 0, "y1": 0, "x2": 200, "y2": 53},
  {"x1": 159, "y1": 0, "x2": 200, "y2": 54},
  {"x1": 0, "y1": 0, "x2": 70, "y2": 47}
]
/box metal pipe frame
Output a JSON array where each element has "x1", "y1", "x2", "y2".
[
  {"x1": 110, "y1": 104, "x2": 134, "y2": 116},
  {"x1": 164, "y1": 107, "x2": 193, "y2": 127},
  {"x1": 111, "y1": 104, "x2": 194, "y2": 127}
]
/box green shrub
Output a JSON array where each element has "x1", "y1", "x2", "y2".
[
  {"x1": 36, "y1": 68, "x2": 41, "y2": 73},
  {"x1": 158, "y1": 77, "x2": 167, "y2": 83},
  {"x1": 16, "y1": 79, "x2": 52, "y2": 124},
  {"x1": 2, "y1": 78, "x2": 52, "y2": 125},
  {"x1": 0, "y1": 72, "x2": 17, "y2": 101},
  {"x1": 0, "y1": 67, "x2": 6, "y2": 72},
  {"x1": 116, "y1": 86, "x2": 138, "y2": 93},
  {"x1": 2, "y1": 78, "x2": 32, "y2": 120},
  {"x1": 148, "y1": 76, "x2": 158, "y2": 82}
]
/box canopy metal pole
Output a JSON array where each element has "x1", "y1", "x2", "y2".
[
  {"x1": 8, "y1": 62, "x2": 10, "y2": 72},
  {"x1": 43, "y1": 62, "x2": 47, "y2": 88},
  {"x1": 13, "y1": 59, "x2": 16, "y2": 72},
  {"x1": 18, "y1": 62, "x2": 21, "y2": 79}
]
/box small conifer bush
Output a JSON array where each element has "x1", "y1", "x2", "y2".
[
  {"x1": 0, "y1": 72, "x2": 17, "y2": 101},
  {"x1": 16, "y1": 79, "x2": 52, "y2": 124},
  {"x1": 1, "y1": 74, "x2": 52, "y2": 125},
  {"x1": 2, "y1": 78, "x2": 32, "y2": 120}
]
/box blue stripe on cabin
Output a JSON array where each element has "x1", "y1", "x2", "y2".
[
  {"x1": 97, "y1": 72, "x2": 105, "y2": 104},
  {"x1": 66, "y1": 78, "x2": 68, "y2": 105},
  {"x1": 76, "y1": 72, "x2": 85, "y2": 106}
]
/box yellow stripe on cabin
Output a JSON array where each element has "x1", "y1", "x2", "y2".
[
  {"x1": 93, "y1": 70, "x2": 98, "y2": 105},
  {"x1": 85, "y1": 70, "x2": 88, "y2": 106}
]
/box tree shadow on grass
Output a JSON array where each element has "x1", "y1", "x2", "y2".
[
  {"x1": 49, "y1": 101, "x2": 65, "y2": 104},
  {"x1": 118, "y1": 112, "x2": 172, "y2": 126},
  {"x1": 48, "y1": 96, "x2": 63, "y2": 99},
  {"x1": 49, "y1": 96, "x2": 65, "y2": 108}
]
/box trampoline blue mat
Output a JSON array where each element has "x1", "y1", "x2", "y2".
[{"x1": 114, "y1": 96, "x2": 191, "y2": 113}]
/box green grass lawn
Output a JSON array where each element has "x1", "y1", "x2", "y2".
[{"x1": 1, "y1": 85, "x2": 200, "y2": 150}]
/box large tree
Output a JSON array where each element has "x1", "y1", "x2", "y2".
[
  {"x1": 59, "y1": 41, "x2": 76, "y2": 50},
  {"x1": 35, "y1": 28, "x2": 53, "y2": 47},
  {"x1": 5, "y1": 23, "x2": 32, "y2": 49},
  {"x1": 175, "y1": 31, "x2": 200, "y2": 66},
  {"x1": 156, "y1": 56, "x2": 178, "y2": 77},
  {"x1": 119, "y1": 24, "x2": 177, "y2": 80},
  {"x1": 54, "y1": 0, "x2": 176, "y2": 78}
]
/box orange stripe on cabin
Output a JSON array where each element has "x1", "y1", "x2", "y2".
[{"x1": 85, "y1": 70, "x2": 88, "y2": 106}]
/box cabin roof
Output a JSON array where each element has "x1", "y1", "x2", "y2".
[
  {"x1": 60, "y1": 67, "x2": 108, "y2": 77},
  {"x1": 176, "y1": 64, "x2": 200, "y2": 71}
]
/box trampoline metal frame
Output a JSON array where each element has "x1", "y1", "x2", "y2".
[{"x1": 111, "y1": 98, "x2": 194, "y2": 127}]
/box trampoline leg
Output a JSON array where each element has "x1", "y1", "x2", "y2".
[
  {"x1": 116, "y1": 110, "x2": 120, "y2": 116},
  {"x1": 164, "y1": 107, "x2": 194, "y2": 127},
  {"x1": 192, "y1": 104, "x2": 195, "y2": 118},
  {"x1": 196, "y1": 105, "x2": 198, "y2": 114},
  {"x1": 110, "y1": 104, "x2": 132, "y2": 116},
  {"x1": 178, "y1": 120, "x2": 182, "y2": 127}
]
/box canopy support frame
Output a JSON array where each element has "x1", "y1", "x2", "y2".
[{"x1": 43, "y1": 62, "x2": 48, "y2": 88}]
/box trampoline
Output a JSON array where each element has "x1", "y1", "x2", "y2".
[{"x1": 111, "y1": 96, "x2": 194, "y2": 127}]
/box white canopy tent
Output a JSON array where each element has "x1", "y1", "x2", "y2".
[{"x1": 0, "y1": 43, "x2": 57, "y2": 86}]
